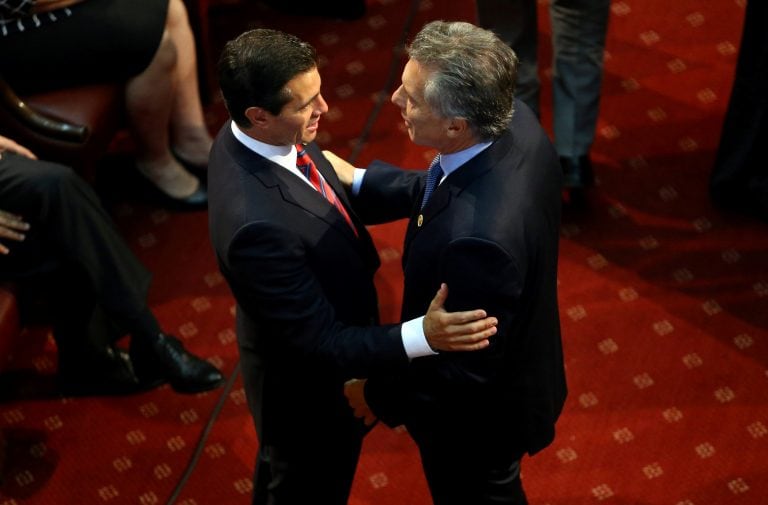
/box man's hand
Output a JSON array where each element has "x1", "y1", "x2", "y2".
[
  {"x1": 424, "y1": 284, "x2": 497, "y2": 352},
  {"x1": 322, "y1": 150, "x2": 355, "y2": 187},
  {"x1": 0, "y1": 209, "x2": 30, "y2": 255},
  {"x1": 344, "y1": 378, "x2": 377, "y2": 426},
  {"x1": 0, "y1": 134, "x2": 37, "y2": 160}
]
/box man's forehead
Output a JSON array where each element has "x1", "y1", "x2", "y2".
[
  {"x1": 285, "y1": 69, "x2": 321, "y2": 96},
  {"x1": 403, "y1": 60, "x2": 424, "y2": 84}
]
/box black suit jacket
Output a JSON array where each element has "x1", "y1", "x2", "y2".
[
  {"x1": 207, "y1": 122, "x2": 408, "y2": 448},
  {"x1": 355, "y1": 101, "x2": 567, "y2": 458}
]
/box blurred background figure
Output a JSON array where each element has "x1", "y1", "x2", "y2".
[
  {"x1": 0, "y1": 0, "x2": 212, "y2": 209},
  {"x1": 709, "y1": 0, "x2": 768, "y2": 221},
  {"x1": 476, "y1": 0, "x2": 610, "y2": 191}
]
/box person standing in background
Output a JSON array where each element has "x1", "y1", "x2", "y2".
[
  {"x1": 709, "y1": 0, "x2": 768, "y2": 221},
  {"x1": 477, "y1": 0, "x2": 610, "y2": 191}
]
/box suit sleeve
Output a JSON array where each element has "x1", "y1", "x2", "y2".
[
  {"x1": 225, "y1": 219, "x2": 409, "y2": 377},
  {"x1": 351, "y1": 160, "x2": 426, "y2": 224},
  {"x1": 440, "y1": 237, "x2": 524, "y2": 336},
  {"x1": 365, "y1": 236, "x2": 525, "y2": 427}
]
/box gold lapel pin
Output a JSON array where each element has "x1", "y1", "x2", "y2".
[{"x1": 417, "y1": 214, "x2": 424, "y2": 227}]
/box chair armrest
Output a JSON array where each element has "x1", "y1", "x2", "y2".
[{"x1": 0, "y1": 76, "x2": 88, "y2": 143}]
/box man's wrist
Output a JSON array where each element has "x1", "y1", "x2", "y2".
[{"x1": 401, "y1": 316, "x2": 438, "y2": 358}]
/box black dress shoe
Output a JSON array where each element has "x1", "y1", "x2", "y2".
[
  {"x1": 560, "y1": 155, "x2": 594, "y2": 188},
  {"x1": 130, "y1": 334, "x2": 224, "y2": 394},
  {"x1": 58, "y1": 345, "x2": 150, "y2": 397}
]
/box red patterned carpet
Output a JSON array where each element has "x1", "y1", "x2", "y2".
[{"x1": 2, "y1": 0, "x2": 767, "y2": 504}]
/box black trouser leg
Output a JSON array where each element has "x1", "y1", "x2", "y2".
[
  {"x1": 0, "y1": 154, "x2": 161, "y2": 340},
  {"x1": 418, "y1": 438, "x2": 528, "y2": 505}
]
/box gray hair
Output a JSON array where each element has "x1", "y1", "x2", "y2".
[{"x1": 407, "y1": 20, "x2": 518, "y2": 141}]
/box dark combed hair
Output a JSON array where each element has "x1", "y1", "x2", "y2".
[
  {"x1": 408, "y1": 21, "x2": 519, "y2": 141},
  {"x1": 218, "y1": 28, "x2": 318, "y2": 128}
]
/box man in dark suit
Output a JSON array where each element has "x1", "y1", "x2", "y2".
[
  {"x1": 207, "y1": 29, "x2": 498, "y2": 505},
  {"x1": 328, "y1": 21, "x2": 567, "y2": 505}
]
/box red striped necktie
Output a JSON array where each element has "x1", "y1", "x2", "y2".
[{"x1": 295, "y1": 144, "x2": 358, "y2": 236}]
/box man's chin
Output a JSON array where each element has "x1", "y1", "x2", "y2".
[
  {"x1": 300, "y1": 131, "x2": 318, "y2": 144},
  {"x1": 409, "y1": 133, "x2": 426, "y2": 146}
]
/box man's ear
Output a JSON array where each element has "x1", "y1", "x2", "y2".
[
  {"x1": 244, "y1": 106, "x2": 270, "y2": 129},
  {"x1": 446, "y1": 117, "x2": 469, "y2": 138}
]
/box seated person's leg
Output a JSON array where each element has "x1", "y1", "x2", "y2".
[{"x1": 0, "y1": 152, "x2": 223, "y2": 394}]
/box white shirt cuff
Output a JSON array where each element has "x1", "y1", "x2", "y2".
[{"x1": 401, "y1": 316, "x2": 438, "y2": 359}]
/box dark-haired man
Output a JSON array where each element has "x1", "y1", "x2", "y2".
[{"x1": 207, "y1": 28, "x2": 497, "y2": 505}]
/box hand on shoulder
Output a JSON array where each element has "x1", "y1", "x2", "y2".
[{"x1": 322, "y1": 150, "x2": 356, "y2": 187}]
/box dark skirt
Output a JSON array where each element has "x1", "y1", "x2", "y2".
[{"x1": 0, "y1": 0, "x2": 169, "y2": 93}]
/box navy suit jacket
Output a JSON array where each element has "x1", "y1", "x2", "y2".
[
  {"x1": 207, "y1": 122, "x2": 408, "y2": 447},
  {"x1": 354, "y1": 101, "x2": 567, "y2": 458}
]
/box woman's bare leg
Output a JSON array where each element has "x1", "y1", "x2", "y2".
[
  {"x1": 124, "y1": 10, "x2": 200, "y2": 199},
  {"x1": 165, "y1": 0, "x2": 213, "y2": 168}
]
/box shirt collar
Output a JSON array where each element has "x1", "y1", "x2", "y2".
[
  {"x1": 231, "y1": 121, "x2": 296, "y2": 170},
  {"x1": 438, "y1": 141, "x2": 493, "y2": 177}
]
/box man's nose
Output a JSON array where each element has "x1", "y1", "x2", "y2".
[
  {"x1": 316, "y1": 94, "x2": 329, "y2": 114},
  {"x1": 391, "y1": 85, "x2": 404, "y2": 107}
]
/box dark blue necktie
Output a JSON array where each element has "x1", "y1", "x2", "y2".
[{"x1": 420, "y1": 155, "x2": 443, "y2": 209}]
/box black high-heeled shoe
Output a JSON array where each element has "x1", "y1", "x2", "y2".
[
  {"x1": 171, "y1": 148, "x2": 208, "y2": 181},
  {"x1": 136, "y1": 167, "x2": 208, "y2": 211}
]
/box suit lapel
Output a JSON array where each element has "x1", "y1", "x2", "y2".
[
  {"x1": 301, "y1": 145, "x2": 382, "y2": 269},
  {"x1": 223, "y1": 129, "x2": 361, "y2": 242},
  {"x1": 403, "y1": 129, "x2": 517, "y2": 256},
  {"x1": 304, "y1": 143, "x2": 368, "y2": 238},
  {"x1": 305, "y1": 144, "x2": 359, "y2": 217}
]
